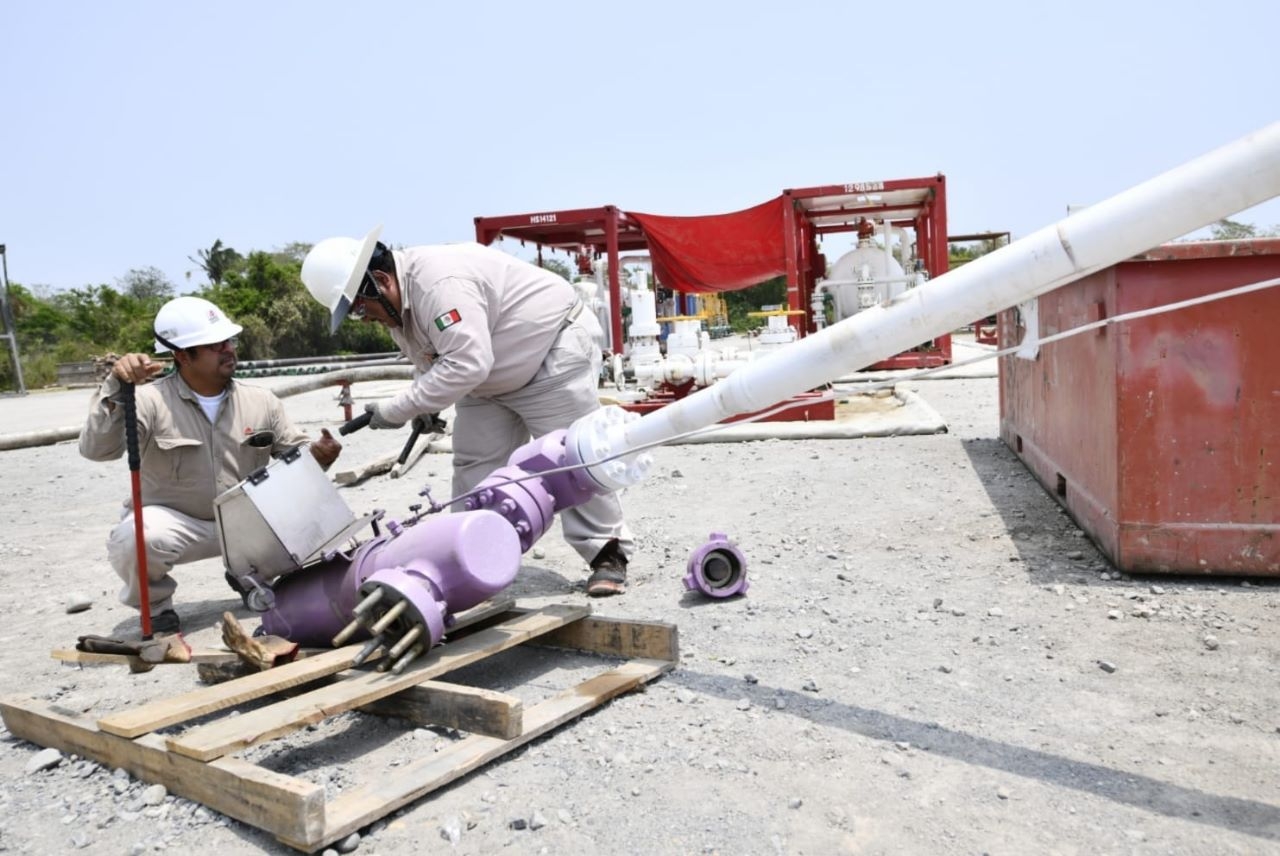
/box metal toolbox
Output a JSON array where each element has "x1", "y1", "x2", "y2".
[
  {"x1": 214, "y1": 447, "x2": 360, "y2": 579},
  {"x1": 999, "y1": 238, "x2": 1280, "y2": 575}
]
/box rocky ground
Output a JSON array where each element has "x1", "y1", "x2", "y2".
[{"x1": 0, "y1": 356, "x2": 1277, "y2": 855}]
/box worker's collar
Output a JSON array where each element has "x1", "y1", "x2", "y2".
[{"x1": 391, "y1": 249, "x2": 413, "y2": 321}]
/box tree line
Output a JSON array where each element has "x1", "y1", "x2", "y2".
[
  {"x1": 0, "y1": 241, "x2": 394, "y2": 389},
  {"x1": 2, "y1": 218, "x2": 1271, "y2": 390}
]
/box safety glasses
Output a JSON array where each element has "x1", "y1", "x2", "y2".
[
  {"x1": 349, "y1": 272, "x2": 380, "y2": 320},
  {"x1": 200, "y1": 337, "x2": 238, "y2": 352}
]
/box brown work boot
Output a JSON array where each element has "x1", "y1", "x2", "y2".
[{"x1": 586, "y1": 539, "x2": 627, "y2": 597}]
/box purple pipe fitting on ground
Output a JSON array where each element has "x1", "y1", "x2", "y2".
[{"x1": 684, "y1": 532, "x2": 749, "y2": 598}]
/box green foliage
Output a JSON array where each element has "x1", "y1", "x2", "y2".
[
  {"x1": 272, "y1": 242, "x2": 313, "y2": 265},
  {"x1": 337, "y1": 319, "x2": 396, "y2": 353},
  {"x1": 538, "y1": 258, "x2": 573, "y2": 282},
  {"x1": 1210, "y1": 218, "x2": 1256, "y2": 240},
  {"x1": 0, "y1": 280, "x2": 162, "y2": 388},
  {"x1": 189, "y1": 239, "x2": 244, "y2": 286},
  {"x1": 721, "y1": 276, "x2": 787, "y2": 331},
  {"x1": 199, "y1": 248, "x2": 391, "y2": 360},
  {"x1": 949, "y1": 234, "x2": 1008, "y2": 269},
  {"x1": 0, "y1": 236, "x2": 525, "y2": 388},
  {"x1": 1207, "y1": 218, "x2": 1280, "y2": 239},
  {"x1": 118, "y1": 266, "x2": 175, "y2": 301}
]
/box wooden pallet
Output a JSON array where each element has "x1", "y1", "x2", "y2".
[{"x1": 2, "y1": 602, "x2": 678, "y2": 853}]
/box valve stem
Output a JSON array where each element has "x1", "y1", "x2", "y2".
[
  {"x1": 351, "y1": 634, "x2": 384, "y2": 667},
  {"x1": 331, "y1": 614, "x2": 366, "y2": 647},
  {"x1": 352, "y1": 587, "x2": 385, "y2": 616},
  {"x1": 369, "y1": 599, "x2": 408, "y2": 635},
  {"x1": 387, "y1": 624, "x2": 424, "y2": 660},
  {"x1": 390, "y1": 642, "x2": 427, "y2": 675}
]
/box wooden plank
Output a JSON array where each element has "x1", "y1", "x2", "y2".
[
  {"x1": 534, "y1": 615, "x2": 679, "y2": 661},
  {"x1": 444, "y1": 597, "x2": 516, "y2": 634},
  {"x1": 167, "y1": 604, "x2": 589, "y2": 762},
  {"x1": 97, "y1": 645, "x2": 376, "y2": 739},
  {"x1": 284, "y1": 658, "x2": 671, "y2": 851},
  {"x1": 333, "y1": 451, "x2": 399, "y2": 485},
  {"x1": 357, "y1": 680, "x2": 523, "y2": 739},
  {"x1": 52, "y1": 648, "x2": 238, "y2": 667},
  {"x1": 0, "y1": 697, "x2": 326, "y2": 846}
]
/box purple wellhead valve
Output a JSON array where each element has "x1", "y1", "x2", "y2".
[{"x1": 258, "y1": 411, "x2": 650, "y2": 675}]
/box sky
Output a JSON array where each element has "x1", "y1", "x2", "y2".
[{"x1": 2, "y1": 0, "x2": 1278, "y2": 294}]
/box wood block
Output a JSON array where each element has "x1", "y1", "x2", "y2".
[
  {"x1": 357, "y1": 680, "x2": 522, "y2": 739},
  {"x1": 534, "y1": 615, "x2": 679, "y2": 661}
]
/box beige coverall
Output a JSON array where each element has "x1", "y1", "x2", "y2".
[
  {"x1": 377, "y1": 243, "x2": 633, "y2": 565},
  {"x1": 79, "y1": 372, "x2": 311, "y2": 616}
]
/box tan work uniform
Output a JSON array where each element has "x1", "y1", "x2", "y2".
[
  {"x1": 380, "y1": 243, "x2": 633, "y2": 566},
  {"x1": 80, "y1": 372, "x2": 310, "y2": 617}
]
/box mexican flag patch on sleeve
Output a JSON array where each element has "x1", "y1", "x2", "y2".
[{"x1": 433, "y1": 309, "x2": 462, "y2": 331}]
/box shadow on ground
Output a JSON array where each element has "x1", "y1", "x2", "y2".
[
  {"x1": 961, "y1": 437, "x2": 1278, "y2": 593},
  {"x1": 673, "y1": 668, "x2": 1280, "y2": 843}
]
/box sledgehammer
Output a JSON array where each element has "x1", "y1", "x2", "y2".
[{"x1": 120, "y1": 382, "x2": 153, "y2": 640}]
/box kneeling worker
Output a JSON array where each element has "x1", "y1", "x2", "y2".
[{"x1": 79, "y1": 296, "x2": 343, "y2": 633}]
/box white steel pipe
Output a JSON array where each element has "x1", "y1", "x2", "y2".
[{"x1": 595, "y1": 122, "x2": 1280, "y2": 470}]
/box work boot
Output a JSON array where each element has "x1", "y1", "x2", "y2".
[
  {"x1": 151, "y1": 609, "x2": 181, "y2": 635},
  {"x1": 586, "y1": 539, "x2": 627, "y2": 597}
]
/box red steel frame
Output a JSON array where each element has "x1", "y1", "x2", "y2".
[
  {"x1": 782, "y1": 175, "x2": 951, "y2": 370},
  {"x1": 475, "y1": 174, "x2": 951, "y2": 372},
  {"x1": 474, "y1": 205, "x2": 837, "y2": 423},
  {"x1": 475, "y1": 207, "x2": 647, "y2": 355}
]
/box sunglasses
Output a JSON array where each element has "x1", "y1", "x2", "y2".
[
  {"x1": 200, "y1": 337, "x2": 239, "y2": 352},
  {"x1": 349, "y1": 273, "x2": 380, "y2": 320}
]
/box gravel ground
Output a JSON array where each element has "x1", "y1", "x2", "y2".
[{"x1": 0, "y1": 363, "x2": 1278, "y2": 856}]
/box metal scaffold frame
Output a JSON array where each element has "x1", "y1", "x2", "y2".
[{"x1": 0, "y1": 245, "x2": 27, "y2": 396}]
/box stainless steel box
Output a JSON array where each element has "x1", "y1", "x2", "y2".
[{"x1": 214, "y1": 447, "x2": 358, "y2": 579}]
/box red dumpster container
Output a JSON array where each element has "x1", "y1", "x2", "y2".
[{"x1": 999, "y1": 239, "x2": 1280, "y2": 576}]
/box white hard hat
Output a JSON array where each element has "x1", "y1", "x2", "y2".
[
  {"x1": 301, "y1": 225, "x2": 383, "y2": 333},
  {"x1": 153, "y1": 296, "x2": 243, "y2": 353}
]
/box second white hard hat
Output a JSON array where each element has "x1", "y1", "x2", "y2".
[
  {"x1": 301, "y1": 225, "x2": 383, "y2": 334},
  {"x1": 153, "y1": 296, "x2": 243, "y2": 353}
]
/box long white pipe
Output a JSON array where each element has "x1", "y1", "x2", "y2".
[{"x1": 591, "y1": 122, "x2": 1280, "y2": 474}]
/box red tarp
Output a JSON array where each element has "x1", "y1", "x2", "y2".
[{"x1": 625, "y1": 197, "x2": 788, "y2": 294}]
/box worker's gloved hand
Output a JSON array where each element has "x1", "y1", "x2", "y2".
[
  {"x1": 364, "y1": 402, "x2": 406, "y2": 431},
  {"x1": 411, "y1": 412, "x2": 447, "y2": 435},
  {"x1": 221, "y1": 612, "x2": 299, "y2": 671}
]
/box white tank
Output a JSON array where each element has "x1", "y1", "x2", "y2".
[
  {"x1": 828, "y1": 237, "x2": 905, "y2": 282},
  {"x1": 825, "y1": 237, "x2": 908, "y2": 321}
]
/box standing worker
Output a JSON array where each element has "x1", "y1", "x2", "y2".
[
  {"x1": 79, "y1": 296, "x2": 343, "y2": 633},
  {"x1": 302, "y1": 227, "x2": 634, "y2": 596}
]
